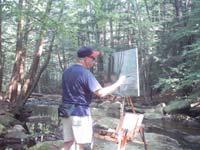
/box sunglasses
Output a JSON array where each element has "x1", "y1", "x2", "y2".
[{"x1": 88, "y1": 56, "x2": 96, "y2": 61}]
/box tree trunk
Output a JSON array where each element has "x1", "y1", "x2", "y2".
[
  {"x1": 22, "y1": 33, "x2": 55, "y2": 103},
  {"x1": 103, "y1": 26, "x2": 107, "y2": 46},
  {"x1": 107, "y1": 55, "x2": 114, "y2": 82},
  {"x1": 95, "y1": 23, "x2": 100, "y2": 44},
  {"x1": 116, "y1": 22, "x2": 121, "y2": 46},
  {"x1": 57, "y1": 48, "x2": 64, "y2": 71},
  {"x1": 161, "y1": 0, "x2": 167, "y2": 30},
  {"x1": 0, "y1": 0, "x2": 3, "y2": 92},
  {"x1": 4, "y1": 0, "x2": 53, "y2": 113},
  {"x1": 87, "y1": 26, "x2": 90, "y2": 44},
  {"x1": 127, "y1": 1, "x2": 131, "y2": 48},
  {"x1": 97, "y1": 56, "x2": 104, "y2": 86},
  {"x1": 144, "y1": 0, "x2": 150, "y2": 20},
  {"x1": 15, "y1": 0, "x2": 63, "y2": 109},
  {"x1": 6, "y1": 0, "x2": 25, "y2": 102},
  {"x1": 174, "y1": 0, "x2": 182, "y2": 21},
  {"x1": 109, "y1": 18, "x2": 114, "y2": 48},
  {"x1": 132, "y1": 0, "x2": 152, "y2": 99},
  {"x1": 14, "y1": 0, "x2": 53, "y2": 109}
]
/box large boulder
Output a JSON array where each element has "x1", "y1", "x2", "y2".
[
  {"x1": 0, "y1": 113, "x2": 21, "y2": 127},
  {"x1": 106, "y1": 101, "x2": 122, "y2": 118},
  {"x1": 5, "y1": 124, "x2": 28, "y2": 139}
]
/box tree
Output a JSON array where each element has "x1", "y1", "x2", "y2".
[
  {"x1": 4, "y1": 0, "x2": 58, "y2": 113},
  {"x1": 155, "y1": 0, "x2": 200, "y2": 97},
  {"x1": 0, "y1": 0, "x2": 3, "y2": 91}
]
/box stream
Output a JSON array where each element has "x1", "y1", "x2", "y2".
[{"x1": 25, "y1": 98, "x2": 200, "y2": 150}]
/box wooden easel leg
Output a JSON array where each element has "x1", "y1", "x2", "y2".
[
  {"x1": 139, "y1": 127, "x2": 147, "y2": 150},
  {"x1": 117, "y1": 137, "x2": 127, "y2": 150},
  {"x1": 117, "y1": 140, "x2": 121, "y2": 150},
  {"x1": 123, "y1": 137, "x2": 128, "y2": 150},
  {"x1": 127, "y1": 96, "x2": 135, "y2": 113}
]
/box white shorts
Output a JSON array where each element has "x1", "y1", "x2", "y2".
[{"x1": 61, "y1": 116, "x2": 93, "y2": 144}]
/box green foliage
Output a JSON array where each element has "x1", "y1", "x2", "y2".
[
  {"x1": 154, "y1": 0, "x2": 200, "y2": 95},
  {"x1": 1, "y1": 0, "x2": 199, "y2": 99}
]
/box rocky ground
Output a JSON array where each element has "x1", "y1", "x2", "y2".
[{"x1": 0, "y1": 94, "x2": 200, "y2": 150}]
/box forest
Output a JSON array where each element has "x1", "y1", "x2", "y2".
[{"x1": 0, "y1": 0, "x2": 200, "y2": 149}]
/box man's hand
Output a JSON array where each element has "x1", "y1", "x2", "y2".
[
  {"x1": 94, "y1": 75, "x2": 126, "y2": 97},
  {"x1": 117, "y1": 75, "x2": 126, "y2": 86}
]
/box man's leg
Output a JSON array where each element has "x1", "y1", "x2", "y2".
[
  {"x1": 78, "y1": 143, "x2": 92, "y2": 150},
  {"x1": 72, "y1": 116, "x2": 93, "y2": 150},
  {"x1": 76, "y1": 144, "x2": 84, "y2": 150},
  {"x1": 61, "y1": 117, "x2": 74, "y2": 150},
  {"x1": 63, "y1": 140, "x2": 74, "y2": 150},
  {"x1": 62, "y1": 142, "x2": 89, "y2": 150}
]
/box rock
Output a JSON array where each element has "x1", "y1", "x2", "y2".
[
  {"x1": 195, "y1": 116, "x2": 200, "y2": 123},
  {"x1": 93, "y1": 132, "x2": 181, "y2": 150},
  {"x1": 92, "y1": 101, "x2": 122, "y2": 118},
  {"x1": 184, "y1": 135, "x2": 200, "y2": 144},
  {"x1": 98, "y1": 101, "x2": 111, "y2": 109},
  {"x1": 29, "y1": 140, "x2": 63, "y2": 150},
  {"x1": 5, "y1": 124, "x2": 29, "y2": 140},
  {"x1": 144, "y1": 112, "x2": 164, "y2": 119},
  {"x1": 0, "y1": 101, "x2": 10, "y2": 115},
  {"x1": 136, "y1": 103, "x2": 166, "y2": 119},
  {"x1": 106, "y1": 102, "x2": 122, "y2": 118},
  {"x1": 154, "y1": 103, "x2": 166, "y2": 113},
  {"x1": 144, "y1": 133, "x2": 181, "y2": 150},
  {"x1": 91, "y1": 107, "x2": 107, "y2": 119},
  {"x1": 135, "y1": 107, "x2": 146, "y2": 113},
  {"x1": 90, "y1": 102, "x2": 99, "y2": 108},
  {"x1": 5, "y1": 130, "x2": 29, "y2": 139},
  {"x1": 24, "y1": 95, "x2": 200, "y2": 150},
  {"x1": 0, "y1": 113, "x2": 21, "y2": 127},
  {"x1": 30, "y1": 132, "x2": 182, "y2": 150},
  {"x1": 0, "y1": 123, "x2": 6, "y2": 134},
  {"x1": 94, "y1": 116, "x2": 119, "y2": 129},
  {"x1": 13, "y1": 124, "x2": 26, "y2": 132}
]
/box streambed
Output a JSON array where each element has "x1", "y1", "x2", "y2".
[{"x1": 26, "y1": 98, "x2": 200, "y2": 150}]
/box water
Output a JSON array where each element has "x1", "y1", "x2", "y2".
[
  {"x1": 145, "y1": 118, "x2": 200, "y2": 150},
  {"x1": 26, "y1": 104, "x2": 60, "y2": 140}
]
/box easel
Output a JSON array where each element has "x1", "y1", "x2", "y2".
[
  {"x1": 94, "y1": 96, "x2": 147, "y2": 150},
  {"x1": 116, "y1": 96, "x2": 147, "y2": 150}
]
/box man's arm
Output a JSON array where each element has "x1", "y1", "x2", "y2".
[{"x1": 94, "y1": 76, "x2": 126, "y2": 97}]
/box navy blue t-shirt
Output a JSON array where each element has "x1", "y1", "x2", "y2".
[{"x1": 62, "y1": 64, "x2": 102, "y2": 116}]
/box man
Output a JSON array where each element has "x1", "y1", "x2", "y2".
[{"x1": 60, "y1": 46, "x2": 125, "y2": 150}]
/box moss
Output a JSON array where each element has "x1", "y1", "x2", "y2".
[
  {"x1": 29, "y1": 140, "x2": 63, "y2": 150},
  {"x1": 0, "y1": 113, "x2": 20, "y2": 127}
]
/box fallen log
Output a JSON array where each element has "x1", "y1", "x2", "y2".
[
  {"x1": 163, "y1": 96, "x2": 200, "y2": 114},
  {"x1": 163, "y1": 99, "x2": 190, "y2": 114}
]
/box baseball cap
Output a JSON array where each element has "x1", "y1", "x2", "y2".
[{"x1": 77, "y1": 46, "x2": 101, "y2": 58}]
